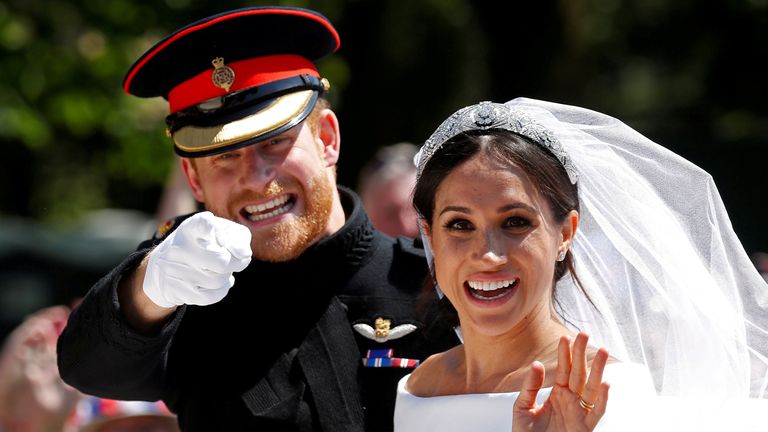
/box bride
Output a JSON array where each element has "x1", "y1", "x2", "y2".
[{"x1": 394, "y1": 98, "x2": 768, "y2": 431}]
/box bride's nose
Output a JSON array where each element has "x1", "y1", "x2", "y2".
[{"x1": 473, "y1": 230, "x2": 508, "y2": 266}]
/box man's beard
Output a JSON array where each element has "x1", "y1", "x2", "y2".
[
  {"x1": 257, "y1": 173, "x2": 334, "y2": 261},
  {"x1": 208, "y1": 172, "x2": 335, "y2": 262}
]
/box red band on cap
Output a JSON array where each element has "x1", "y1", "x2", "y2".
[
  {"x1": 168, "y1": 54, "x2": 319, "y2": 113},
  {"x1": 123, "y1": 8, "x2": 340, "y2": 97}
]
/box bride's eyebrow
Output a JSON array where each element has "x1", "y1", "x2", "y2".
[
  {"x1": 438, "y1": 205, "x2": 470, "y2": 216},
  {"x1": 498, "y1": 203, "x2": 537, "y2": 213},
  {"x1": 437, "y1": 202, "x2": 537, "y2": 217}
]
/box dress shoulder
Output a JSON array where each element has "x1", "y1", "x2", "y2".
[{"x1": 394, "y1": 362, "x2": 656, "y2": 432}]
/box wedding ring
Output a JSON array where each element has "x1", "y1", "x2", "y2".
[{"x1": 579, "y1": 397, "x2": 595, "y2": 411}]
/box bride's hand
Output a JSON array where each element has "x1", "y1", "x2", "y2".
[{"x1": 512, "y1": 332, "x2": 610, "y2": 432}]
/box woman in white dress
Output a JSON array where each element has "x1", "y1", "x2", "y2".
[{"x1": 394, "y1": 98, "x2": 768, "y2": 431}]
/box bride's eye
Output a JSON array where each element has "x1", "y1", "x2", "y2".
[
  {"x1": 504, "y1": 216, "x2": 531, "y2": 228},
  {"x1": 444, "y1": 218, "x2": 473, "y2": 231}
]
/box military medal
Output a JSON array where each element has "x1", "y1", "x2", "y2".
[
  {"x1": 211, "y1": 57, "x2": 235, "y2": 92},
  {"x1": 362, "y1": 349, "x2": 420, "y2": 368}
]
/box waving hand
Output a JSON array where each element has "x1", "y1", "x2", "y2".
[{"x1": 512, "y1": 332, "x2": 610, "y2": 432}]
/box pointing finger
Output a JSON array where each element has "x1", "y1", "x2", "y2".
[{"x1": 212, "y1": 217, "x2": 253, "y2": 262}]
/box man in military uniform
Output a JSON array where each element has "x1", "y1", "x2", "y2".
[{"x1": 57, "y1": 7, "x2": 457, "y2": 431}]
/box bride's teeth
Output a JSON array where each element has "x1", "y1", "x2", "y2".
[{"x1": 467, "y1": 279, "x2": 516, "y2": 291}]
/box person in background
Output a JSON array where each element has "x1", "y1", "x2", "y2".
[
  {"x1": 0, "y1": 305, "x2": 178, "y2": 432},
  {"x1": 57, "y1": 7, "x2": 457, "y2": 431},
  {"x1": 65, "y1": 396, "x2": 177, "y2": 432},
  {"x1": 357, "y1": 143, "x2": 421, "y2": 238},
  {"x1": 0, "y1": 305, "x2": 79, "y2": 432},
  {"x1": 752, "y1": 252, "x2": 768, "y2": 283},
  {"x1": 154, "y1": 158, "x2": 198, "y2": 226}
]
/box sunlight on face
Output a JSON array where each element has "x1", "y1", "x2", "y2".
[
  {"x1": 428, "y1": 153, "x2": 566, "y2": 337},
  {"x1": 186, "y1": 121, "x2": 336, "y2": 261}
]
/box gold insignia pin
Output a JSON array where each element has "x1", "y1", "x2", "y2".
[
  {"x1": 211, "y1": 57, "x2": 235, "y2": 92},
  {"x1": 155, "y1": 219, "x2": 175, "y2": 240},
  {"x1": 374, "y1": 317, "x2": 391, "y2": 339}
]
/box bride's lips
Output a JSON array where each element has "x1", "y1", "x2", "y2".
[{"x1": 464, "y1": 278, "x2": 519, "y2": 305}]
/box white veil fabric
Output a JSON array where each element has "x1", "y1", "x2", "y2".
[{"x1": 414, "y1": 97, "x2": 768, "y2": 401}]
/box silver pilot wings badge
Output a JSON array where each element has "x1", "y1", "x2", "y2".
[{"x1": 353, "y1": 317, "x2": 417, "y2": 343}]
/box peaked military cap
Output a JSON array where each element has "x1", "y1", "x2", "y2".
[{"x1": 123, "y1": 7, "x2": 340, "y2": 157}]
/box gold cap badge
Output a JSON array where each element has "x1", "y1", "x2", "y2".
[{"x1": 211, "y1": 57, "x2": 235, "y2": 92}]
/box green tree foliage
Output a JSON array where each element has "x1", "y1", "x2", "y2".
[
  {"x1": 1, "y1": 0, "x2": 766, "y2": 251},
  {"x1": 1, "y1": 0, "x2": 177, "y2": 223}
]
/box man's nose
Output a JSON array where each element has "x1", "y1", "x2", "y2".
[{"x1": 240, "y1": 147, "x2": 277, "y2": 188}]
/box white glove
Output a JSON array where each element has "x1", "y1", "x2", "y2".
[{"x1": 142, "y1": 211, "x2": 252, "y2": 308}]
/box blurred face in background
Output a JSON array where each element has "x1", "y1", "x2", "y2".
[{"x1": 362, "y1": 173, "x2": 420, "y2": 238}]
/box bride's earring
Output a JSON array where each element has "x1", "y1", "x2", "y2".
[{"x1": 557, "y1": 249, "x2": 567, "y2": 262}]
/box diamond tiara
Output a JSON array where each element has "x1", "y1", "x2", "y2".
[{"x1": 414, "y1": 101, "x2": 578, "y2": 184}]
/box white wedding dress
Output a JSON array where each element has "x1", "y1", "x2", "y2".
[
  {"x1": 395, "y1": 361, "x2": 768, "y2": 431},
  {"x1": 394, "y1": 362, "x2": 656, "y2": 432}
]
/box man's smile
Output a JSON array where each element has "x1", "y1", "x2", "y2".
[{"x1": 241, "y1": 194, "x2": 295, "y2": 222}]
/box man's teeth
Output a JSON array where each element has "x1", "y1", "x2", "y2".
[
  {"x1": 246, "y1": 195, "x2": 289, "y2": 213},
  {"x1": 467, "y1": 280, "x2": 517, "y2": 291},
  {"x1": 244, "y1": 195, "x2": 291, "y2": 221}
]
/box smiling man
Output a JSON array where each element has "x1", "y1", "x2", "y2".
[{"x1": 56, "y1": 7, "x2": 457, "y2": 432}]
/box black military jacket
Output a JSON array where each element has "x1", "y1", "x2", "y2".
[{"x1": 58, "y1": 187, "x2": 458, "y2": 431}]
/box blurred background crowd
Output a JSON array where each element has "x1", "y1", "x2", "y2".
[{"x1": 0, "y1": 0, "x2": 766, "y2": 430}]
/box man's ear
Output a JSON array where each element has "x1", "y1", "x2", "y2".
[
  {"x1": 180, "y1": 157, "x2": 205, "y2": 202},
  {"x1": 316, "y1": 108, "x2": 340, "y2": 167}
]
